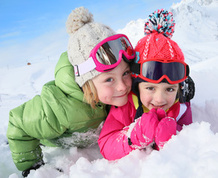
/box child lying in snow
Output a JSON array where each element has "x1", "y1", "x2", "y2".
[{"x1": 7, "y1": 7, "x2": 136, "y2": 177}]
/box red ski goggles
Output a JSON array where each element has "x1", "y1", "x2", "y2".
[
  {"x1": 131, "y1": 59, "x2": 189, "y2": 84},
  {"x1": 74, "y1": 34, "x2": 135, "y2": 76}
]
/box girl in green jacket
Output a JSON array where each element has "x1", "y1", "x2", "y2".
[{"x1": 7, "y1": 7, "x2": 135, "y2": 177}]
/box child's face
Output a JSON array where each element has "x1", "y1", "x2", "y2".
[
  {"x1": 92, "y1": 60, "x2": 132, "y2": 106},
  {"x1": 138, "y1": 82, "x2": 179, "y2": 111}
]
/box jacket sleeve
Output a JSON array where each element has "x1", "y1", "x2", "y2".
[
  {"x1": 7, "y1": 82, "x2": 69, "y2": 171},
  {"x1": 177, "y1": 102, "x2": 193, "y2": 131},
  {"x1": 98, "y1": 103, "x2": 136, "y2": 160}
]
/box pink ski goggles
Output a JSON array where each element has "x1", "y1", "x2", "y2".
[{"x1": 74, "y1": 34, "x2": 135, "y2": 76}]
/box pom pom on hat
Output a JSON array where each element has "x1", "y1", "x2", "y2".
[
  {"x1": 144, "y1": 9, "x2": 175, "y2": 38},
  {"x1": 66, "y1": 7, "x2": 115, "y2": 87},
  {"x1": 66, "y1": 7, "x2": 93, "y2": 34}
]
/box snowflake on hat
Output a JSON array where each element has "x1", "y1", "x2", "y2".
[{"x1": 144, "y1": 9, "x2": 175, "y2": 38}]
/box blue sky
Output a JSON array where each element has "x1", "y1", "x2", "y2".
[{"x1": 0, "y1": 0, "x2": 181, "y2": 66}]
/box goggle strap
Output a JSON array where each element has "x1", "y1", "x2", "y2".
[
  {"x1": 130, "y1": 62, "x2": 140, "y2": 74},
  {"x1": 74, "y1": 57, "x2": 96, "y2": 77},
  {"x1": 186, "y1": 65, "x2": 190, "y2": 76}
]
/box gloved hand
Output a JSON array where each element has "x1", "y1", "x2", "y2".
[
  {"x1": 22, "y1": 160, "x2": 44, "y2": 177},
  {"x1": 128, "y1": 108, "x2": 159, "y2": 149},
  {"x1": 154, "y1": 117, "x2": 177, "y2": 150},
  {"x1": 156, "y1": 108, "x2": 166, "y2": 121}
]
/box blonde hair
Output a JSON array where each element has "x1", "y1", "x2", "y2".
[{"x1": 82, "y1": 80, "x2": 99, "y2": 108}]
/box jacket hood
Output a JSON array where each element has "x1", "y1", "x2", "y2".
[{"x1": 54, "y1": 52, "x2": 84, "y2": 101}]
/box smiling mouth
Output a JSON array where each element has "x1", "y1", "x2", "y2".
[
  {"x1": 151, "y1": 104, "x2": 166, "y2": 109},
  {"x1": 115, "y1": 92, "x2": 128, "y2": 98}
]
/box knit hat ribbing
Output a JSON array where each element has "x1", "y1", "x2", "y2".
[{"x1": 66, "y1": 7, "x2": 115, "y2": 87}]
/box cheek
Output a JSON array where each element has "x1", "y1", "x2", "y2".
[
  {"x1": 167, "y1": 93, "x2": 177, "y2": 105},
  {"x1": 140, "y1": 91, "x2": 151, "y2": 105},
  {"x1": 97, "y1": 87, "x2": 113, "y2": 103},
  {"x1": 123, "y1": 76, "x2": 132, "y2": 89},
  {"x1": 127, "y1": 76, "x2": 132, "y2": 85}
]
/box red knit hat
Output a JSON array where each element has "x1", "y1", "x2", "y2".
[{"x1": 135, "y1": 9, "x2": 185, "y2": 63}]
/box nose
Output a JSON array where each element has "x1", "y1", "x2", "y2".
[
  {"x1": 116, "y1": 79, "x2": 128, "y2": 92},
  {"x1": 153, "y1": 90, "x2": 166, "y2": 105}
]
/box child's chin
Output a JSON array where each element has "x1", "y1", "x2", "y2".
[{"x1": 114, "y1": 98, "x2": 128, "y2": 107}]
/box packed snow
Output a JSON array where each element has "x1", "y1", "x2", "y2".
[{"x1": 1, "y1": 0, "x2": 218, "y2": 177}]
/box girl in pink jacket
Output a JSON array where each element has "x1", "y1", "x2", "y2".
[{"x1": 98, "y1": 9, "x2": 195, "y2": 160}]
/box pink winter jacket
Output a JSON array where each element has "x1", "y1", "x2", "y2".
[{"x1": 98, "y1": 93, "x2": 192, "y2": 160}]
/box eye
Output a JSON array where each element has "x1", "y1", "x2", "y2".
[
  {"x1": 146, "y1": 87, "x2": 154, "y2": 91},
  {"x1": 123, "y1": 70, "x2": 131, "y2": 76},
  {"x1": 105, "y1": 78, "x2": 113, "y2": 82},
  {"x1": 166, "y1": 88, "x2": 175, "y2": 92}
]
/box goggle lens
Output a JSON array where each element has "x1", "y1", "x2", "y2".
[
  {"x1": 142, "y1": 61, "x2": 186, "y2": 82},
  {"x1": 95, "y1": 36, "x2": 134, "y2": 66}
]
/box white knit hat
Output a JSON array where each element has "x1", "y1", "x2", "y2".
[{"x1": 66, "y1": 7, "x2": 115, "y2": 87}]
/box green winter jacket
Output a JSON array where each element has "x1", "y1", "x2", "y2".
[{"x1": 7, "y1": 52, "x2": 107, "y2": 171}]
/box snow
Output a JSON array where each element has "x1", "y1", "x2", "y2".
[{"x1": 1, "y1": 0, "x2": 218, "y2": 177}]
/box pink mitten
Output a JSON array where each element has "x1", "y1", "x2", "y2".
[
  {"x1": 155, "y1": 117, "x2": 177, "y2": 150},
  {"x1": 128, "y1": 108, "x2": 159, "y2": 149},
  {"x1": 156, "y1": 108, "x2": 166, "y2": 121}
]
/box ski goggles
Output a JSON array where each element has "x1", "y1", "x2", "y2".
[
  {"x1": 74, "y1": 34, "x2": 135, "y2": 76},
  {"x1": 131, "y1": 59, "x2": 189, "y2": 84}
]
